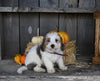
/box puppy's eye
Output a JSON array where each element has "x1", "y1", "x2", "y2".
[
  {"x1": 55, "y1": 39, "x2": 58, "y2": 42},
  {"x1": 47, "y1": 39, "x2": 50, "y2": 42}
]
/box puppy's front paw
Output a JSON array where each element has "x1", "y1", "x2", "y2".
[
  {"x1": 34, "y1": 66, "x2": 46, "y2": 73},
  {"x1": 17, "y1": 69, "x2": 23, "y2": 74},
  {"x1": 47, "y1": 68, "x2": 55, "y2": 73},
  {"x1": 39, "y1": 68, "x2": 46, "y2": 72},
  {"x1": 60, "y1": 66, "x2": 68, "y2": 71}
]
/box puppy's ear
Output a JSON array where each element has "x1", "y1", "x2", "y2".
[
  {"x1": 40, "y1": 36, "x2": 46, "y2": 51},
  {"x1": 61, "y1": 42, "x2": 65, "y2": 51},
  {"x1": 60, "y1": 37, "x2": 65, "y2": 51}
]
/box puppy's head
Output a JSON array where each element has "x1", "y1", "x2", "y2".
[{"x1": 41, "y1": 32, "x2": 64, "y2": 52}]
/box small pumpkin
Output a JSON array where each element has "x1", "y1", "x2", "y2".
[
  {"x1": 14, "y1": 54, "x2": 22, "y2": 65},
  {"x1": 21, "y1": 55, "x2": 26, "y2": 65},
  {"x1": 32, "y1": 36, "x2": 43, "y2": 44},
  {"x1": 31, "y1": 28, "x2": 44, "y2": 44},
  {"x1": 49, "y1": 31, "x2": 70, "y2": 44}
]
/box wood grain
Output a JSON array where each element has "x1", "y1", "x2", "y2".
[
  {"x1": 96, "y1": 0, "x2": 100, "y2": 10},
  {"x1": 94, "y1": 13, "x2": 100, "y2": 19},
  {"x1": 2, "y1": 13, "x2": 19, "y2": 59},
  {"x1": 60, "y1": 0, "x2": 78, "y2": 8},
  {"x1": 59, "y1": 14, "x2": 77, "y2": 40},
  {"x1": 0, "y1": 7, "x2": 95, "y2": 13},
  {"x1": 92, "y1": 15, "x2": 100, "y2": 64},
  {"x1": 77, "y1": 14, "x2": 95, "y2": 57},
  {"x1": 79, "y1": 0, "x2": 95, "y2": 8},
  {"x1": 99, "y1": 26, "x2": 100, "y2": 55},
  {"x1": 0, "y1": 13, "x2": 2, "y2": 60},
  {"x1": 40, "y1": 13, "x2": 58, "y2": 36},
  {"x1": 19, "y1": 0, "x2": 38, "y2": 7},
  {"x1": 95, "y1": 19, "x2": 100, "y2": 56},
  {"x1": 40, "y1": 0, "x2": 58, "y2": 8},
  {"x1": 20, "y1": 13, "x2": 39, "y2": 54},
  {"x1": 0, "y1": 1, "x2": 2, "y2": 60},
  {"x1": 1, "y1": 0, "x2": 18, "y2": 7},
  {"x1": 0, "y1": 0, "x2": 2, "y2": 6}
]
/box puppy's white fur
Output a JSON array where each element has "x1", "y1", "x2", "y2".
[{"x1": 17, "y1": 33, "x2": 67, "y2": 74}]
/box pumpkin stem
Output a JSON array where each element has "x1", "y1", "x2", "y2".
[
  {"x1": 56, "y1": 25, "x2": 59, "y2": 32},
  {"x1": 37, "y1": 28, "x2": 40, "y2": 36}
]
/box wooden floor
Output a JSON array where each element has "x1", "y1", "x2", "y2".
[{"x1": 0, "y1": 59, "x2": 100, "y2": 77}]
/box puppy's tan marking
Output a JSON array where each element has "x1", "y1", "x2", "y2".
[{"x1": 44, "y1": 38, "x2": 50, "y2": 49}]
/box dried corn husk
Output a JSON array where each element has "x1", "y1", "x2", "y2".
[
  {"x1": 63, "y1": 40, "x2": 77, "y2": 64},
  {"x1": 24, "y1": 42, "x2": 37, "y2": 55},
  {"x1": 24, "y1": 36, "x2": 43, "y2": 54}
]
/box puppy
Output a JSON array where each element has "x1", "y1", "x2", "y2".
[{"x1": 17, "y1": 32, "x2": 67, "y2": 74}]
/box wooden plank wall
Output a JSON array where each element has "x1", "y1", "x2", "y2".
[
  {"x1": 1, "y1": 0, "x2": 19, "y2": 59},
  {"x1": 59, "y1": 14, "x2": 77, "y2": 40},
  {"x1": 0, "y1": 0, "x2": 97, "y2": 59},
  {"x1": 0, "y1": 13, "x2": 2, "y2": 60},
  {"x1": 78, "y1": 14, "x2": 95, "y2": 57},
  {"x1": 19, "y1": 1, "x2": 39, "y2": 54},
  {"x1": 60, "y1": 0, "x2": 78, "y2": 8},
  {"x1": 40, "y1": 0, "x2": 58, "y2": 8},
  {"x1": 1, "y1": 0, "x2": 18, "y2": 7},
  {"x1": 0, "y1": 1, "x2": 2, "y2": 60},
  {"x1": 78, "y1": 0, "x2": 95, "y2": 57},
  {"x1": 40, "y1": 0, "x2": 58, "y2": 36},
  {"x1": 20, "y1": 13, "x2": 39, "y2": 54},
  {"x1": 96, "y1": 0, "x2": 100, "y2": 10},
  {"x1": 2, "y1": 13, "x2": 19, "y2": 59},
  {"x1": 59, "y1": 0, "x2": 95, "y2": 57},
  {"x1": 40, "y1": 13, "x2": 58, "y2": 36},
  {"x1": 59, "y1": 0, "x2": 78, "y2": 41},
  {"x1": 79, "y1": 0, "x2": 95, "y2": 8},
  {"x1": 19, "y1": 0, "x2": 38, "y2": 7}
]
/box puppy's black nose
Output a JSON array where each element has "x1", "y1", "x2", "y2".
[{"x1": 51, "y1": 44, "x2": 55, "y2": 48}]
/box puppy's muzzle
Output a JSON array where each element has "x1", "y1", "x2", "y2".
[{"x1": 51, "y1": 44, "x2": 55, "y2": 49}]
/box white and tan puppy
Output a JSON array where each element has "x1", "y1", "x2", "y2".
[{"x1": 17, "y1": 32, "x2": 67, "y2": 74}]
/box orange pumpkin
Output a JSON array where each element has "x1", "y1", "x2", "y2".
[
  {"x1": 14, "y1": 55, "x2": 22, "y2": 65},
  {"x1": 21, "y1": 55, "x2": 26, "y2": 65},
  {"x1": 49, "y1": 31, "x2": 70, "y2": 44}
]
